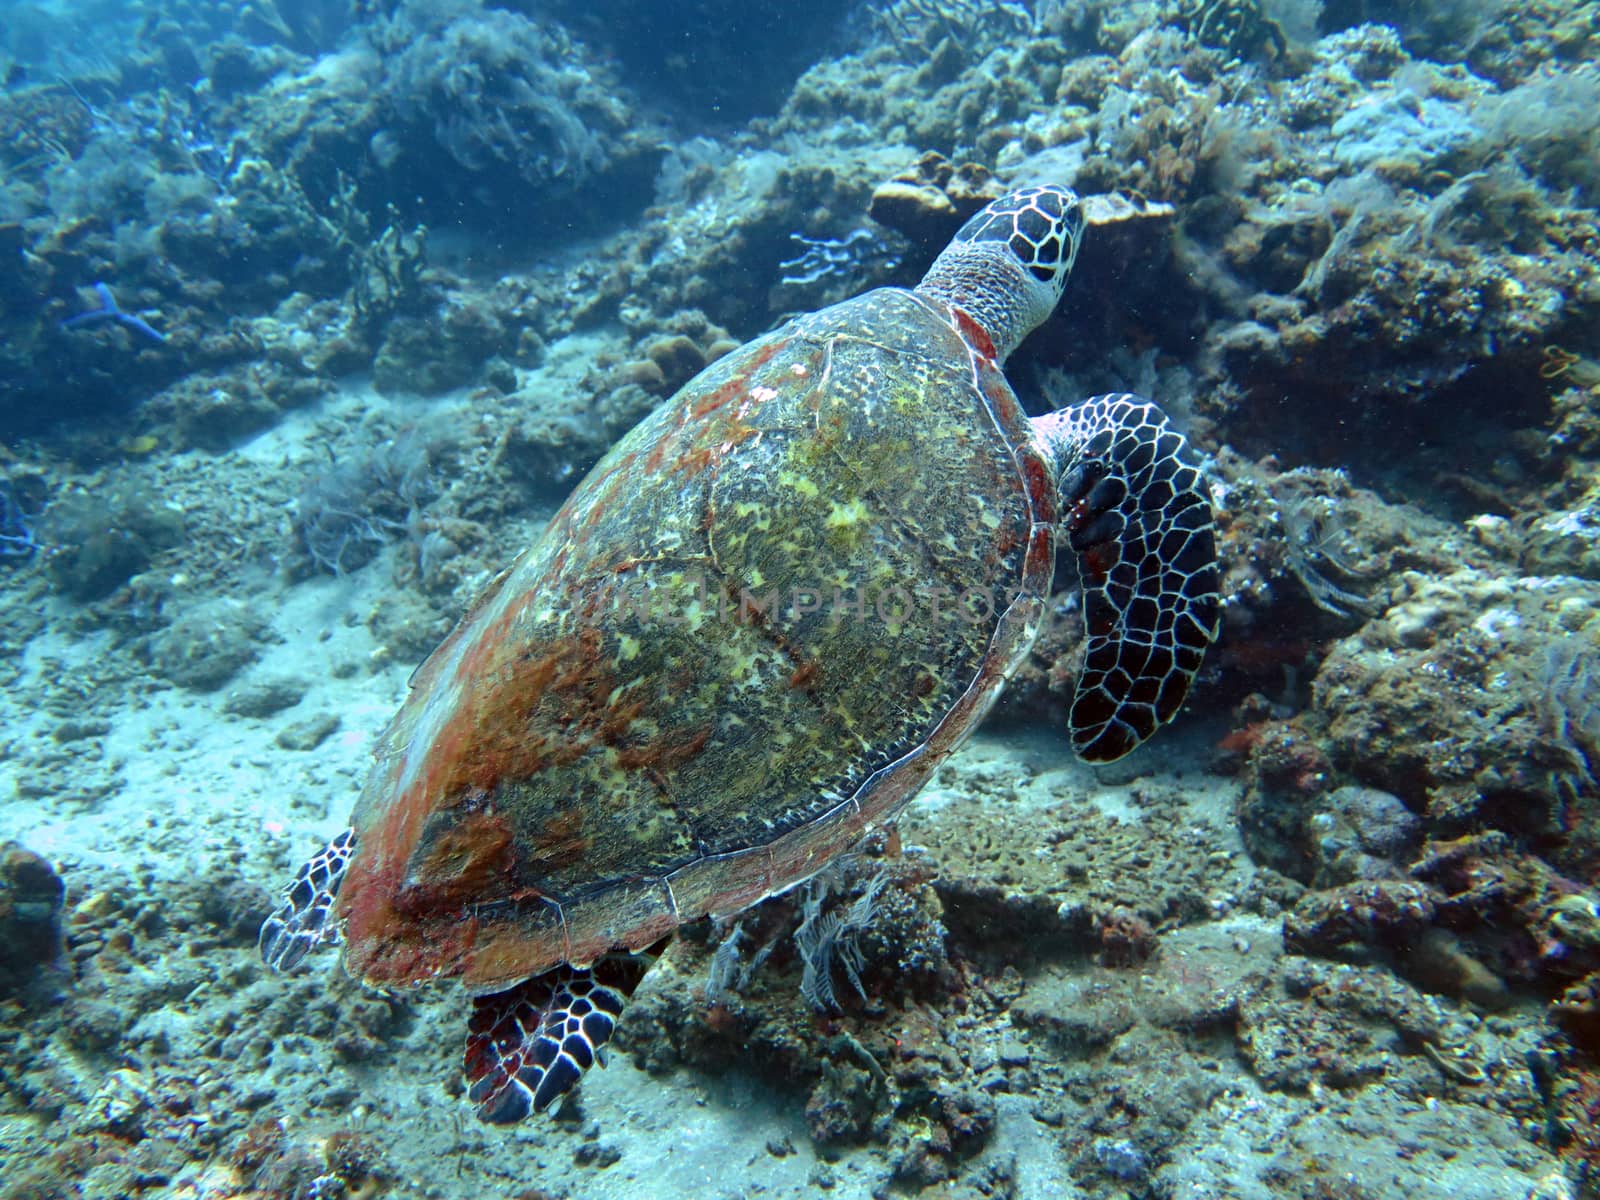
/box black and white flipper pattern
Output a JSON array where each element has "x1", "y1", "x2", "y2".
[
  {"x1": 258, "y1": 828, "x2": 356, "y2": 972},
  {"x1": 1036, "y1": 393, "x2": 1221, "y2": 763},
  {"x1": 463, "y1": 955, "x2": 653, "y2": 1124}
]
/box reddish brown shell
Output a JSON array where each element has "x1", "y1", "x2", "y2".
[{"x1": 335, "y1": 287, "x2": 1058, "y2": 995}]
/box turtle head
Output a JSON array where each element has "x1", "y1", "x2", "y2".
[{"x1": 916, "y1": 185, "x2": 1085, "y2": 361}]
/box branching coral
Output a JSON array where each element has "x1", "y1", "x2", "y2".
[{"x1": 868, "y1": 0, "x2": 1037, "y2": 55}]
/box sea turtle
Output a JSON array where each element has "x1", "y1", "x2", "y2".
[{"x1": 259, "y1": 185, "x2": 1221, "y2": 1124}]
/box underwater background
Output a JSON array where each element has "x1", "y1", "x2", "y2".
[{"x1": 1, "y1": 0, "x2": 1599, "y2": 1196}]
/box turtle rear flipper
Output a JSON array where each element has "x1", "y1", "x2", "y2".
[
  {"x1": 1037, "y1": 393, "x2": 1221, "y2": 763},
  {"x1": 463, "y1": 952, "x2": 657, "y2": 1123},
  {"x1": 258, "y1": 828, "x2": 356, "y2": 972}
]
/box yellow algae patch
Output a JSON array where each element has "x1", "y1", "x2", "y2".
[
  {"x1": 826, "y1": 498, "x2": 870, "y2": 530},
  {"x1": 777, "y1": 469, "x2": 821, "y2": 498},
  {"x1": 719, "y1": 642, "x2": 765, "y2": 684},
  {"x1": 825, "y1": 497, "x2": 872, "y2": 553},
  {"x1": 888, "y1": 383, "x2": 922, "y2": 413}
]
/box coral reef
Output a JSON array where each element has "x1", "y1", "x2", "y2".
[
  {"x1": 1312, "y1": 571, "x2": 1599, "y2": 866},
  {"x1": 868, "y1": 151, "x2": 1003, "y2": 247},
  {"x1": 2, "y1": 0, "x2": 1600, "y2": 1194}
]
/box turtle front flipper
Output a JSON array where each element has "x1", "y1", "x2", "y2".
[
  {"x1": 258, "y1": 828, "x2": 356, "y2": 971},
  {"x1": 1034, "y1": 393, "x2": 1221, "y2": 763},
  {"x1": 463, "y1": 952, "x2": 657, "y2": 1123}
]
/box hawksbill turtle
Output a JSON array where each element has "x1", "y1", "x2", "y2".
[{"x1": 260, "y1": 184, "x2": 1221, "y2": 1123}]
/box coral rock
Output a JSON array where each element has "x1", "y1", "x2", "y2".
[
  {"x1": 644, "y1": 335, "x2": 706, "y2": 393},
  {"x1": 1553, "y1": 973, "x2": 1600, "y2": 1054},
  {"x1": 869, "y1": 152, "x2": 1000, "y2": 245},
  {"x1": 868, "y1": 180, "x2": 958, "y2": 244},
  {"x1": 1283, "y1": 879, "x2": 1438, "y2": 956},
  {"x1": 0, "y1": 842, "x2": 65, "y2": 994}
]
